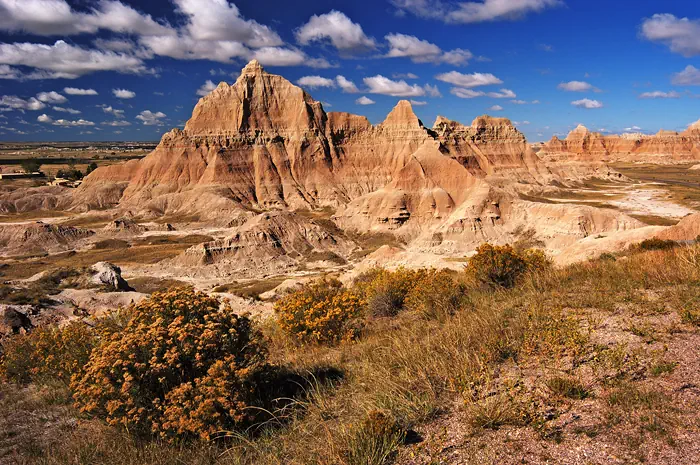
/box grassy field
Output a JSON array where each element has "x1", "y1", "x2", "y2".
[{"x1": 1, "y1": 243, "x2": 699, "y2": 464}]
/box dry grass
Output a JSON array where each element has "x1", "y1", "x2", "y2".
[{"x1": 2, "y1": 244, "x2": 700, "y2": 464}]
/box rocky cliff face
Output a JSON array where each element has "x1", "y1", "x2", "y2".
[{"x1": 540, "y1": 123, "x2": 700, "y2": 163}]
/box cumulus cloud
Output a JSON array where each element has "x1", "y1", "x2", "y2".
[
  {"x1": 435, "y1": 71, "x2": 503, "y2": 88},
  {"x1": 196, "y1": 80, "x2": 218, "y2": 96},
  {"x1": 450, "y1": 87, "x2": 516, "y2": 98},
  {"x1": 0, "y1": 0, "x2": 172, "y2": 37},
  {"x1": 112, "y1": 88, "x2": 135, "y2": 99},
  {"x1": 424, "y1": 84, "x2": 441, "y2": 97},
  {"x1": 296, "y1": 10, "x2": 375, "y2": 53},
  {"x1": 355, "y1": 96, "x2": 375, "y2": 105},
  {"x1": 488, "y1": 105, "x2": 503, "y2": 111},
  {"x1": 557, "y1": 81, "x2": 596, "y2": 92},
  {"x1": 571, "y1": 98, "x2": 603, "y2": 109},
  {"x1": 641, "y1": 14, "x2": 700, "y2": 57},
  {"x1": 102, "y1": 105, "x2": 125, "y2": 118},
  {"x1": 37, "y1": 114, "x2": 52, "y2": 123},
  {"x1": 671, "y1": 65, "x2": 700, "y2": 86},
  {"x1": 36, "y1": 91, "x2": 67, "y2": 104},
  {"x1": 53, "y1": 106, "x2": 81, "y2": 114},
  {"x1": 297, "y1": 76, "x2": 336, "y2": 89},
  {"x1": 363, "y1": 75, "x2": 426, "y2": 97},
  {"x1": 385, "y1": 33, "x2": 472, "y2": 65},
  {"x1": 390, "y1": 0, "x2": 562, "y2": 24},
  {"x1": 53, "y1": 118, "x2": 95, "y2": 126},
  {"x1": 251, "y1": 46, "x2": 332, "y2": 68},
  {"x1": 136, "y1": 110, "x2": 166, "y2": 125},
  {"x1": 0, "y1": 95, "x2": 45, "y2": 110},
  {"x1": 639, "y1": 90, "x2": 681, "y2": 99},
  {"x1": 410, "y1": 100, "x2": 427, "y2": 105},
  {"x1": 64, "y1": 87, "x2": 98, "y2": 95},
  {"x1": 336, "y1": 75, "x2": 359, "y2": 93},
  {"x1": 0, "y1": 40, "x2": 151, "y2": 79}
]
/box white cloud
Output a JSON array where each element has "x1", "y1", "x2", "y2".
[
  {"x1": 101, "y1": 120, "x2": 131, "y2": 126},
  {"x1": 251, "y1": 46, "x2": 332, "y2": 68},
  {"x1": 53, "y1": 106, "x2": 80, "y2": 114},
  {"x1": 639, "y1": 90, "x2": 681, "y2": 99},
  {"x1": 0, "y1": 0, "x2": 172, "y2": 37},
  {"x1": 336, "y1": 75, "x2": 359, "y2": 93},
  {"x1": 488, "y1": 105, "x2": 503, "y2": 111},
  {"x1": 390, "y1": 0, "x2": 562, "y2": 24},
  {"x1": 37, "y1": 114, "x2": 52, "y2": 123},
  {"x1": 102, "y1": 105, "x2": 125, "y2": 118},
  {"x1": 64, "y1": 87, "x2": 98, "y2": 96},
  {"x1": 571, "y1": 98, "x2": 603, "y2": 109},
  {"x1": 641, "y1": 14, "x2": 700, "y2": 57},
  {"x1": 0, "y1": 95, "x2": 45, "y2": 110},
  {"x1": 424, "y1": 83, "x2": 441, "y2": 97},
  {"x1": 511, "y1": 99, "x2": 528, "y2": 104},
  {"x1": 393, "y1": 73, "x2": 418, "y2": 79},
  {"x1": 53, "y1": 118, "x2": 94, "y2": 126},
  {"x1": 557, "y1": 81, "x2": 594, "y2": 92},
  {"x1": 297, "y1": 76, "x2": 336, "y2": 89},
  {"x1": 624, "y1": 125, "x2": 643, "y2": 132},
  {"x1": 355, "y1": 96, "x2": 375, "y2": 105},
  {"x1": 112, "y1": 88, "x2": 135, "y2": 99},
  {"x1": 410, "y1": 100, "x2": 427, "y2": 106},
  {"x1": 173, "y1": 0, "x2": 282, "y2": 47},
  {"x1": 136, "y1": 110, "x2": 166, "y2": 125},
  {"x1": 36, "y1": 91, "x2": 67, "y2": 103},
  {"x1": 385, "y1": 33, "x2": 472, "y2": 65},
  {"x1": 487, "y1": 88, "x2": 515, "y2": 98},
  {"x1": 363, "y1": 75, "x2": 426, "y2": 97},
  {"x1": 295, "y1": 10, "x2": 375, "y2": 53},
  {"x1": 435, "y1": 70, "x2": 503, "y2": 88},
  {"x1": 196, "y1": 79, "x2": 218, "y2": 96},
  {"x1": 0, "y1": 40, "x2": 150, "y2": 79},
  {"x1": 672, "y1": 65, "x2": 700, "y2": 86}
]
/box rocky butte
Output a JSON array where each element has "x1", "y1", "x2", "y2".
[
  {"x1": 9, "y1": 59, "x2": 698, "y2": 274},
  {"x1": 540, "y1": 122, "x2": 700, "y2": 163}
]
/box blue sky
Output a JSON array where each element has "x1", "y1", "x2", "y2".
[{"x1": 0, "y1": 0, "x2": 699, "y2": 142}]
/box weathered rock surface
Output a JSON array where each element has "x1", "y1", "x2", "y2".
[
  {"x1": 540, "y1": 123, "x2": 700, "y2": 163},
  {"x1": 0, "y1": 305, "x2": 33, "y2": 337},
  {"x1": 0, "y1": 222, "x2": 94, "y2": 256},
  {"x1": 90, "y1": 262, "x2": 133, "y2": 291},
  {"x1": 655, "y1": 213, "x2": 700, "y2": 241}
]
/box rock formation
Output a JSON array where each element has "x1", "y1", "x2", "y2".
[
  {"x1": 0, "y1": 222, "x2": 94, "y2": 256},
  {"x1": 67, "y1": 59, "x2": 647, "y2": 273},
  {"x1": 540, "y1": 122, "x2": 700, "y2": 163}
]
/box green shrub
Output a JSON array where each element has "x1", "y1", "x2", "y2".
[
  {"x1": 274, "y1": 278, "x2": 364, "y2": 345},
  {"x1": 0, "y1": 321, "x2": 95, "y2": 385},
  {"x1": 465, "y1": 243, "x2": 550, "y2": 289},
  {"x1": 404, "y1": 269, "x2": 470, "y2": 319},
  {"x1": 546, "y1": 376, "x2": 589, "y2": 399},
  {"x1": 71, "y1": 288, "x2": 270, "y2": 441},
  {"x1": 355, "y1": 268, "x2": 428, "y2": 317}
]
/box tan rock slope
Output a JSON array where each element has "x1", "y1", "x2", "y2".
[
  {"x1": 540, "y1": 122, "x2": 700, "y2": 163},
  {"x1": 68, "y1": 60, "x2": 648, "y2": 272}
]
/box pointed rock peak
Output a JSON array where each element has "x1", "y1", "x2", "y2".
[
  {"x1": 241, "y1": 59, "x2": 265, "y2": 76},
  {"x1": 688, "y1": 119, "x2": 700, "y2": 131},
  {"x1": 571, "y1": 124, "x2": 589, "y2": 133},
  {"x1": 433, "y1": 115, "x2": 456, "y2": 128},
  {"x1": 381, "y1": 100, "x2": 423, "y2": 127}
]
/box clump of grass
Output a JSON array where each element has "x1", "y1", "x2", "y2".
[
  {"x1": 627, "y1": 322, "x2": 657, "y2": 343},
  {"x1": 635, "y1": 238, "x2": 678, "y2": 251},
  {"x1": 546, "y1": 376, "x2": 590, "y2": 400},
  {"x1": 648, "y1": 360, "x2": 677, "y2": 377},
  {"x1": 345, "y1": 410, "x2": 406, "y2": 465},
  {"x1": 467, "y1": 394, "x2": 530, "y2": 430}
]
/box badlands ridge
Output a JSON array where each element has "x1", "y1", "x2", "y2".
[{"x1": 3, "y1": 59, "x2": 700, "y2": 276}]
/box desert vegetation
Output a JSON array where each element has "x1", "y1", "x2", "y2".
[{"x1": 1, "y1": 242, "x2": 699, "y2": 464}]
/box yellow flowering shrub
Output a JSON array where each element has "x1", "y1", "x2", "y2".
[
  {"x1": 465, "y1": 243, "x2": 550, "y2": 289},
  {"x1": 355, "y1": 268, "x2": 429, "y2": 317},
  {"x1": 0, "y1": 321, "x2": 95, "y2": 385},
  {"x1": 274, "y1": 278, "x2": 364, "y2": 345},
  {"x1": 71, "y1": 288, "x2": 269, "y2": 441},
  {"x1": 404, "y1": 269, "x2": 470, "y2": 319}
]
